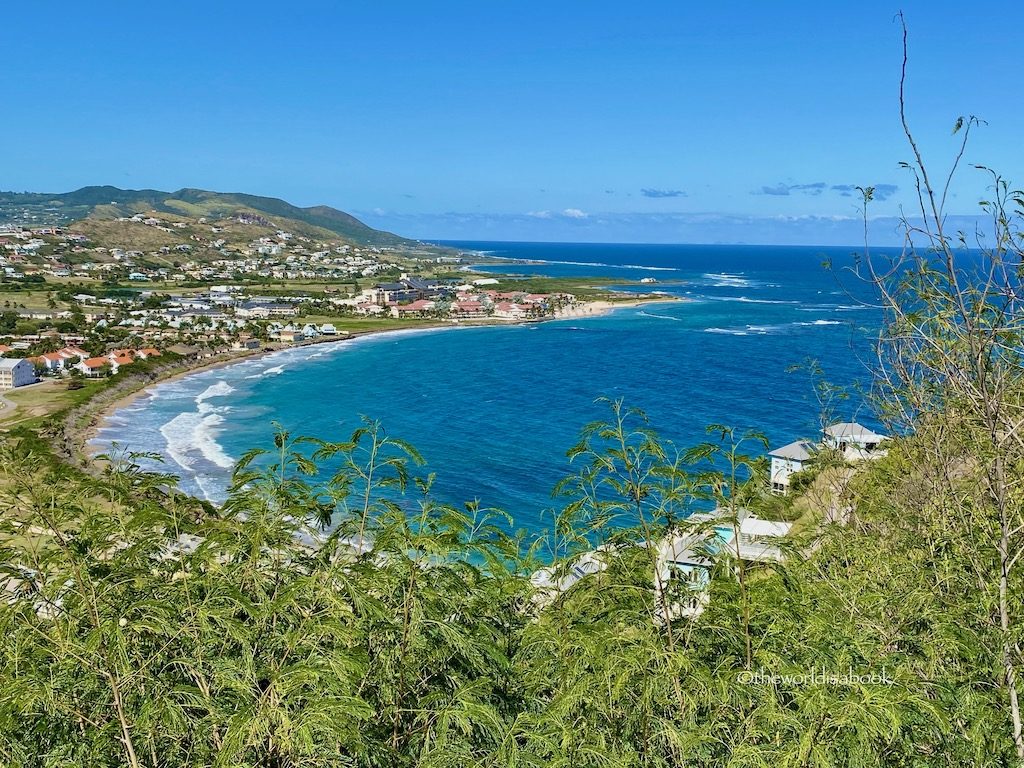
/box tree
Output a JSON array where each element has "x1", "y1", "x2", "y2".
[{"x1": 852, "y1": 13, "x2": 1024, "y2": 759}]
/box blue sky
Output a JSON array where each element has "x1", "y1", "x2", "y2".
[{"x1": 3, "y1": 1, "x2": 1021, "y2": 245}]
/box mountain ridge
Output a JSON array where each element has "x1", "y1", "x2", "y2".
[{"x1": 0, "y1": 185, "x2": 414, "y2": 247}]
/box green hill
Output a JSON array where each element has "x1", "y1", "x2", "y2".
[{"x1": 0, "y1": 185, "x2": 414, "y2": 247}]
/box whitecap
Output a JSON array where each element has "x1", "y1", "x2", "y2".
[
  {"x1": 159, "y1": 410, "x2": 235, "y2": 472},
  {"x1": 195, "y1": 380, "x2": 235, "y2": 403},
  {"x1": 476, "y1": 256, "x2": 678, "y2": 271},
  {"x1": 705, "y1": 327, "x2": 749, "y2": 336},
  {"x1": 639, "y1": 310, "x2": 683, "y2": 322},
  {"x1": 707, "y1": 295, "x2": 800, "y2": 305},
  {"x1": 245, "y1": 364, "x2": 286, "y2": 379}
]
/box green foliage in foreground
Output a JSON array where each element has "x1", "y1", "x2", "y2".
[{"x1": 0, "y1": 400, "x2": 1019, "y2": 767}]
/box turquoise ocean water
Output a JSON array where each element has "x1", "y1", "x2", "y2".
[{"x1": 92, "y1": 242, "x2": 887, "y2": 533}]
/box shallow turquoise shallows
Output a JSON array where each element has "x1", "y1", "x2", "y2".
[{"x1": 93, "y1": 241, "x2": 886, "y2": 535}]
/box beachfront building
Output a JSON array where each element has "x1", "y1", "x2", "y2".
[
  {"x1": 0, "y1": 358, "x2": 36, "y2": 389},
  {"x1": 768, "y1": 439, "x2": 816, "y2": 494}
]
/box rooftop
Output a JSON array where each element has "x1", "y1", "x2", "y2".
[{"x1": 768, "y1": 439, "x2": 816, "y2": 461}]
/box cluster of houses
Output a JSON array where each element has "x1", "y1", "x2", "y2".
[
  {"x1": 0, "y1": 344, "x2": 163, "y2": 387},
  {"x1": 0, "y1": 215, "x2": 440, "y2": 284},
  {"x1": 326, "y1": 274, "x2": 566, "y2": 319},
  {"x1": 68, "y1": 347, "x2": 162, "y2": 377},
  {"x1": 768, "y1": 421, "x2": 887, "y2": 494},
  {"x1": 533, "y1": 420, "x2": 888, "y2": 619}
]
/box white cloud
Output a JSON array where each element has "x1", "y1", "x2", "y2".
[
  {"x1": 562, "y1": 208, "x2": 588, "y2": 219},
  {"x1": 526, "y1": 210, "x2": 553, "y2": 219}
]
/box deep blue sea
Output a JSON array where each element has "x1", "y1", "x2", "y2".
[{"x1": 92, "y1": 242, "x2": 889, "y2": 533}]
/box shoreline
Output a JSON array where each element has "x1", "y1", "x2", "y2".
[{"x1": 79, "y1": 295, "x2": 680, "y2": 461}]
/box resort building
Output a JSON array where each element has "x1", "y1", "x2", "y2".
[
  {"x1": 0, "y1": 358, "x2": 35, "y2": 389},
  {"x1": 76, "y1": 357, "x2": 111, "y2": 377}
]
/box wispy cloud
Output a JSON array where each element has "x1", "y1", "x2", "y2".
[
  {"x1": 755, "y1": 182, "x2": 827, "y2": 196},
  {"x1": 526, "y1": 208, "x2": 588, "y2": 219},
  {"x1": 641, "y1": 188, "x2": 687, "y2": 198},
  {"x1": 872, "y1": 183, "x2": 898, "y2": 201},
  {"x1": 759, "y1": 181, "x2": 900, "y2": 201}
]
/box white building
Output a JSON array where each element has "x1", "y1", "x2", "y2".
[
  {"x1": 768, "y1": 422, "x2": 887, "y2": 494},
  {"x1": 823, "y1": 422, "x2": 887, "y2": 460},
  {"x1": 532, "y1": 507, "x2": 792, "y2": 620},
  {"x1": 768, "y1": 439, "x2": 816, "y2": 494},
  {"x1": 656, "y1": 508, "x2": 793, "y2": 618},
  {"x1": 0, "y1": 358, "x2": 36, "y2": 390}
]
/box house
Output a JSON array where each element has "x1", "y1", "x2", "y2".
[
  {"x1": 768, "y1": 439, "x2": 816, "y2": 494},
  {"x1": 823, "y1": 422, "x2": 887, "y2": 460},
  {"x1": 533, "y1": 507, "x2": 792, "y2": 620},
  {"x1": 36, "y1": 352, "x2": 68, "y2": 371},
  {"x1": 319, "y1": 323, "x2": 339, "y2": 335},
  {"x1": 493, "y1": 301, "x2": 526, "y2": 319},
  {"x1": 656, "y1": 507, "x2": 792, "y2": 619},
  {"x1": 76, "y1": 357, "x2": 111, "y2": 377},
  {"x1": 278, "y1": 329, "x2": 305, "y2": 343},
  {"x1": 0, "y1": 344, "x2": 11, "y2": 356},
  {"x1": 110, "y1": 354, "x2": 136, "y2": 372},
  {"x1": 453, "y1": 300, "x2": 485, "y2": 316},
  {"x1": 0, "y1": 358, "x2": 36, "y2": 389},
  {"x1": 58, "y1": 346, "x2": 89, "y2": 363},
  {"x1": 134, "y1": 348, "x2": 161, "y2": 360},
  {"x1": 391, "y1": 299, "x2": 435, "y2": 317}
]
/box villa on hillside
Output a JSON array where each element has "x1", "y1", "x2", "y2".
[
  {"x1": 768, "y1": 439, "x2": 817, "y2": 494},
  {"x1": 823, "y1": 422, "x2": 887, "y2": 459},
  {"x1": 768, "y1": 421, "x2": 888, "y2": 494},
  {"x1": 532, "y1": 507, "x2": 792, "y2": 620},
  {"x1": 655, "y1": 507, "x2": 793, "y2": 618}
]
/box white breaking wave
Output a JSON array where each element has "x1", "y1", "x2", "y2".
[
  {"x1": 479, "y1": 256, "x2": 678, "y2": 271},
  {"x1": 195, "y1": 380, "x2": 235, "y2": 403},
  {"x1": 706, "y1": 295, "x2": 800, "y2": 305},
  {"x1": 639, "y1": 310, "x2": 684, "y2": 322},
  {"x1": 705, "y1": 319, "x2": 845, "y2": 335},
  {"x1": 245, "y1": 364, "x2": 286, "y2": 379},
  {"x1": 159, "y1": 410, "x2": 235, "y2": 472},
  {"x1": 702, "y1": 272, "x2": 752, "y2": 287},
  {"x1": 705, "y1": 327, "x2": 750, "y2": 336}
]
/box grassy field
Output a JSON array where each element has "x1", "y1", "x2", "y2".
[
  {"x1": 299, "y1": 315, "x2": 451, "y2": 334},
  {"x1": 0, "y1": 287, "x2": 64, "y2": 311},
  {"x1": 0, "y1": 379, "x2": 106, "y2": 431}
]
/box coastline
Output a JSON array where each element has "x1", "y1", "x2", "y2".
[{"x1": 79, "y1": 295, "x2": 680, "y2": 462}]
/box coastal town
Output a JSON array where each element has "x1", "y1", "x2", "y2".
[{"x1": 0, "y1": 215, "x2": 596, "y2": 393}]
